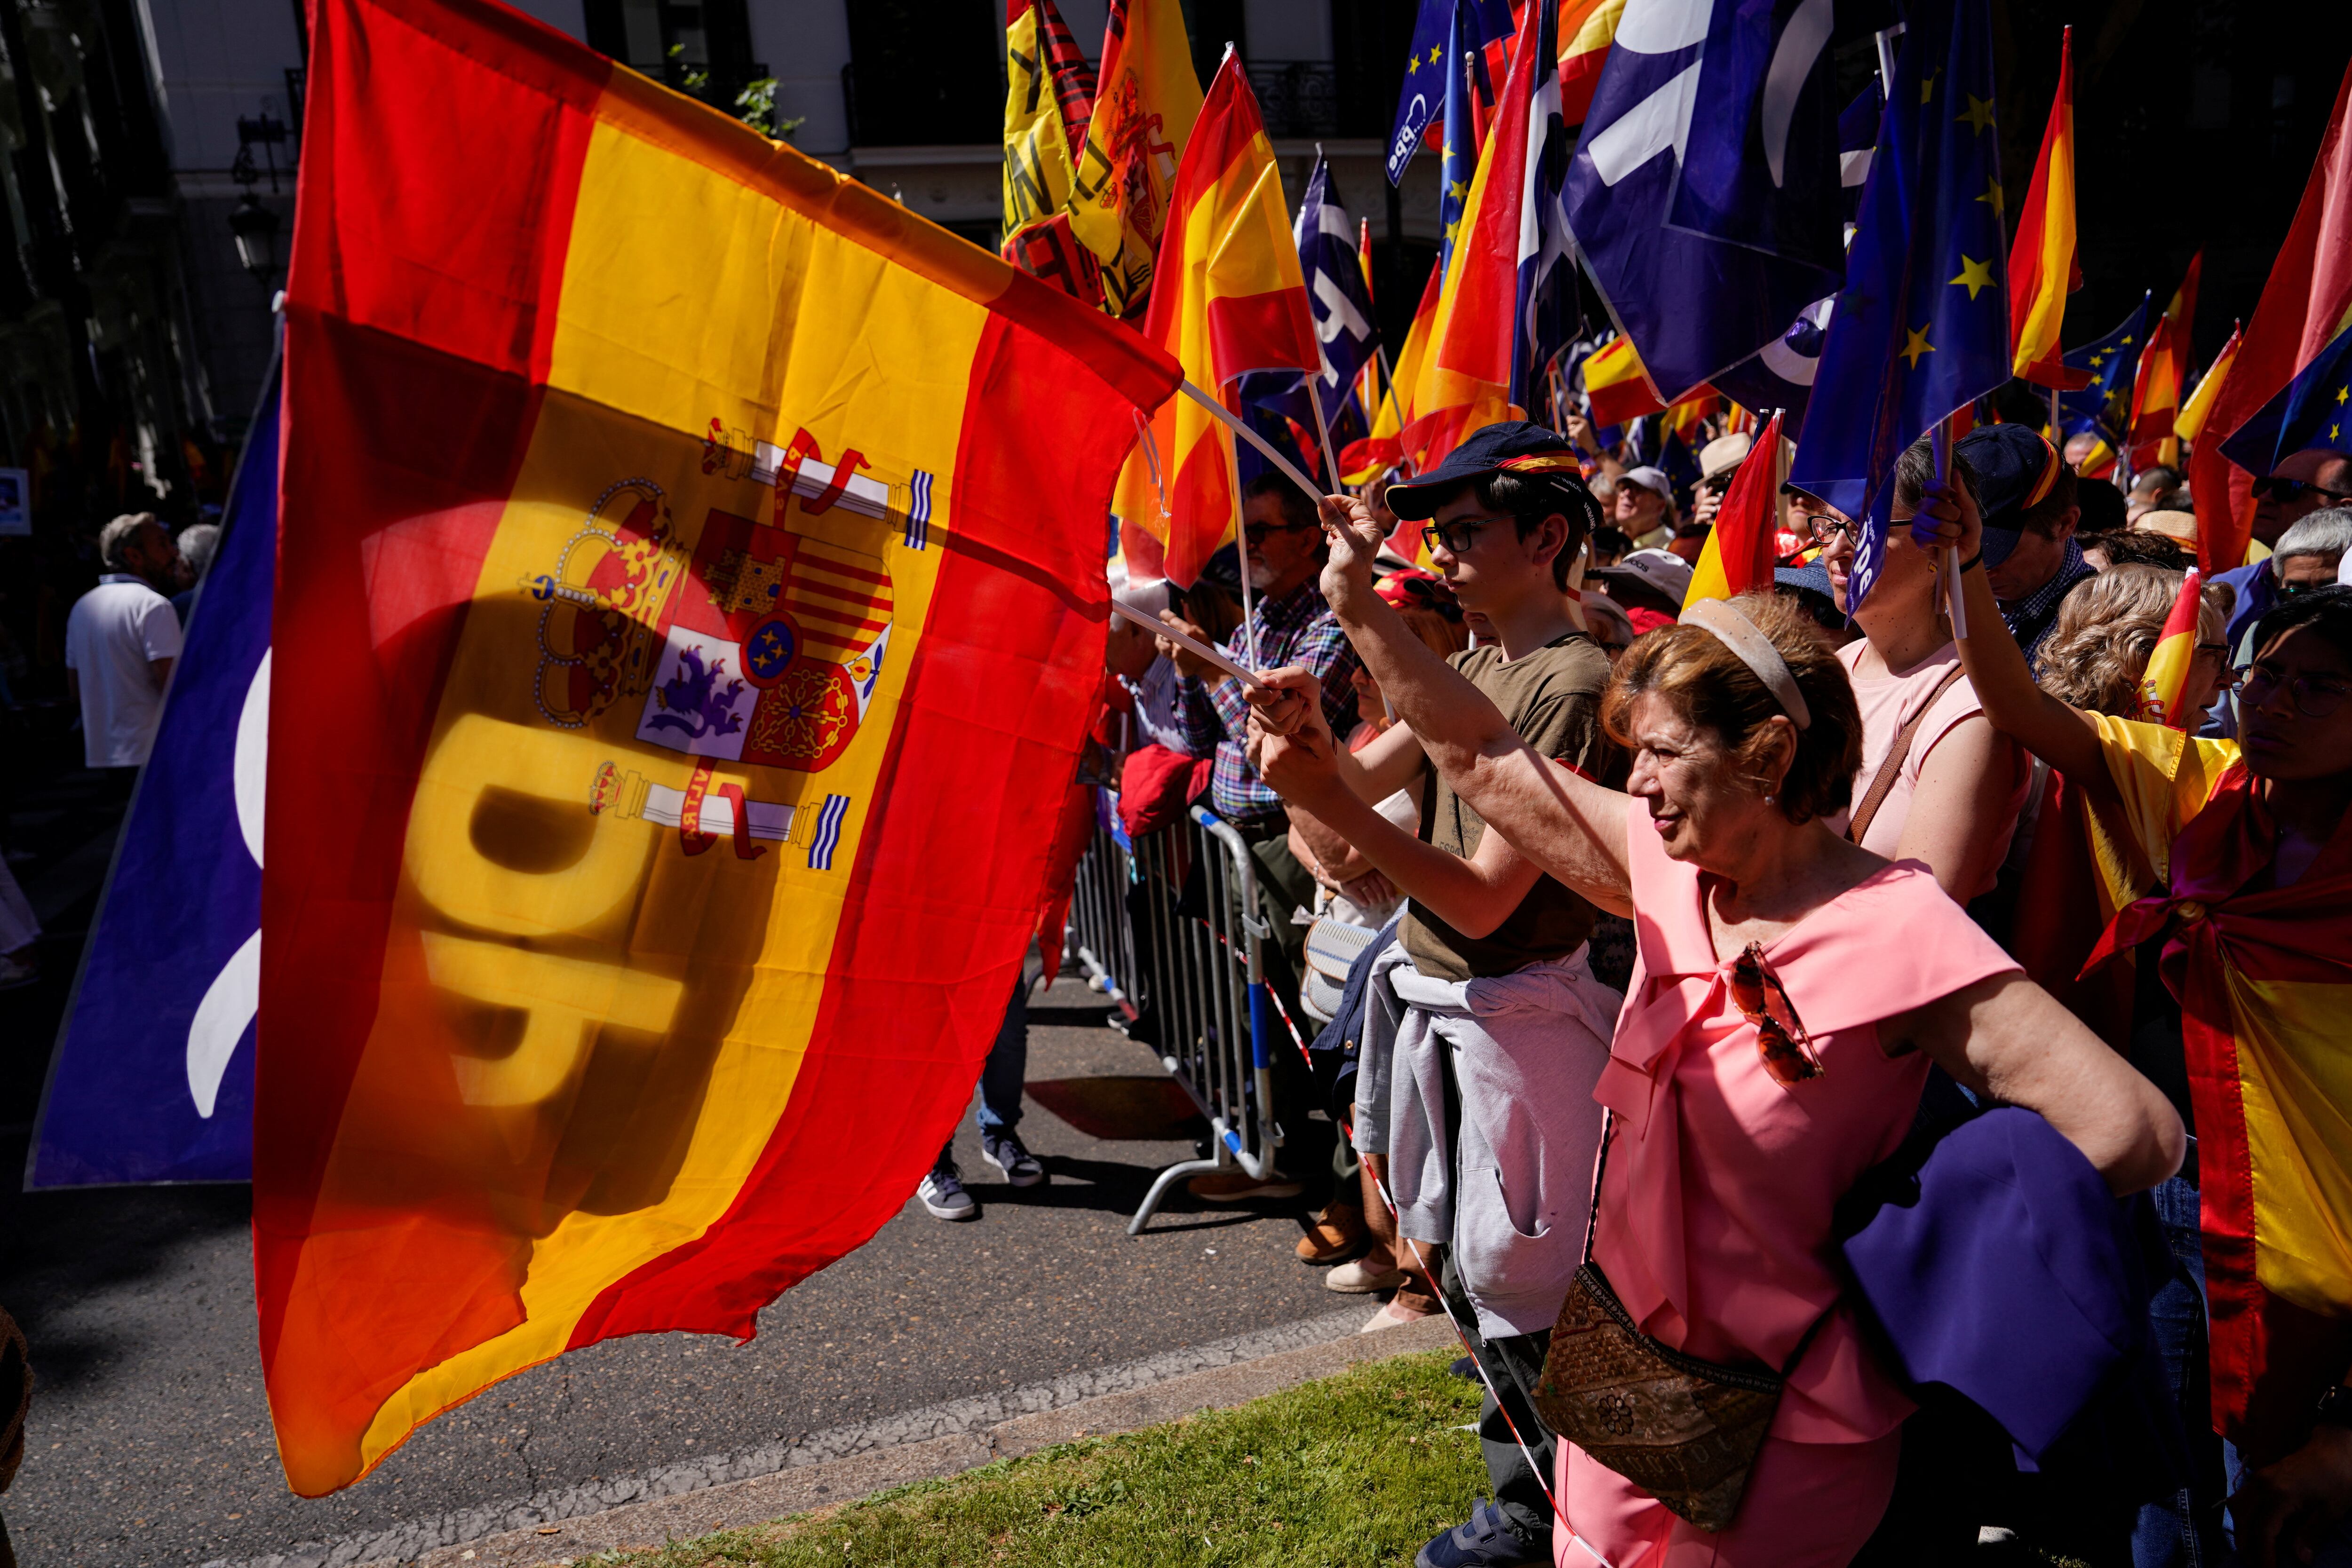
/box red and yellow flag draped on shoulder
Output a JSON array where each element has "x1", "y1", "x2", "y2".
[{"x1": 265, "y1": 0, "x2": 1176, "y2": 1497}]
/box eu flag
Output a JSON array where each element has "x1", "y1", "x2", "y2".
[
  {"x1": 2219, "y1": 317, "x2": 2352, "y2": 481},
  {"x1": 1786, "y1": 0, "x2": 2010, "y2": 613},
  {"x1": 1387, "y1": 0, "x2": 1512, "y2": 185},
  {"x1": 2058, "y1": 294, "x2": 2151, "y2": 445}
]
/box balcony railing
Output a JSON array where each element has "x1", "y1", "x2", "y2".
[{"x1": 1248, "y1": 61, "x2": 1340, "y2": 139}]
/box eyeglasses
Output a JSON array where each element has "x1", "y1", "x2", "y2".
[
  {"x1": 1243, "y1": 517, "x2": 1317, "y2": 543},
  {"x1": 1420, "y1": 517, "x2": 1497, "y2": 556},
  {"x1": 2195, "y1": 641, "x2": 2231, "y2": 662},
  {"x1": 1727, "y1": 942, "x2": 1824, "y2": 1088},
  {"x1": 1804, "y1": 513, "x2": 1863, "y2": 545},
  {"x1": 2229, "y1": 664, "x2": 2352, "y2": 718}
]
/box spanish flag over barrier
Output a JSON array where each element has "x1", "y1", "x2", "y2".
[
  {"x1": 2009, "y1": 27, "x2": 2086, "y2": 391},
  {"x1": 263, "y1": 0, "x2": 1176, "y2": 1496},
  {"x1": 1111, "y1": 53, "x2": 1319, "y2": 587}
]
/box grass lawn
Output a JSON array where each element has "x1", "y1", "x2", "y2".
[
  {"x1": 561, "y1": 1350, "x2": 2090, "y2": 1568},
  {"x1": 585, "y1": 1348, "x2": 1488, "y2": 1567}
]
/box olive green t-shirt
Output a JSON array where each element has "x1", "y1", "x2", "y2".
[{"x1": 1399, "y1": 633, "x2": 1613, "y2": 982}]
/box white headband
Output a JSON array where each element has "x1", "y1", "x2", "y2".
[{"x1": 1680, "y1": 598, "x2": 1813, "y2": 731}]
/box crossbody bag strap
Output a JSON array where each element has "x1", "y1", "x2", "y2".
[
  {"x1": 1581, "y1": 1111, "x2": 1615, "y2": 1267},
  {"x1": 1845, "y1": 664, "x2": 1967, "y2": 845}
]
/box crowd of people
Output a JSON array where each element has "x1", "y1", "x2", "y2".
[{"x1": 1025, "y1": 398, "x2": 2352, "y2": 1568}]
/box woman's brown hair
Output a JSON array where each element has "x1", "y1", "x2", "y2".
[{"x1": 1599, "y1": 592, "x2": 1864, "y2": 823}]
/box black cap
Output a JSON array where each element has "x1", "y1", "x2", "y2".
[{"x1": 1384, "y1": 420, "x2": 1593, "y2": 521}]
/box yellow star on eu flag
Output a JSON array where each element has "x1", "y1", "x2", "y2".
[
  {"x1": 1901, "y1": 326, "x2": 1935, "y2": 368},
  {"x1": 1949, "y1": 255, "x2": 1995, "y2": 299},
  {"x1": 2337, "y1": 385, "x2": 2348, "y2": 405},
  {"x1": 1957, "y1": 94, "x2": 1995, "y2": 134},
  {"x1": 1975, "y1": 175, "x2": 2004, "y2": 216},
  {"x1": 1429, "y1": 45, "x2": 1442, "y2": 64},
  {"x1": 1921, "y1": 70, "x2": 1940, "y2": 105}
]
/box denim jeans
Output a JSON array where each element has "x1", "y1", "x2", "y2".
[
  {"x1": 974, "y1": 971, "x2": 1029, "y2": 1134},
  {"x1": 2136, "y1": 1161, "x2": 2232, "y2": 1567}
]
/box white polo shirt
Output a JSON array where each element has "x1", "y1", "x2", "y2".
[{"x1": 64, "y1": 574, "x2": 183, "y2": 767}]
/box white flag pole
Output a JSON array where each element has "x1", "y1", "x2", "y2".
[
  {"x1": 1305, "y1": 376, "x2": 1347, "y2": 495},
  {"x1": 1182, "y1": 379, "x2": 1327, "y2": 501}
]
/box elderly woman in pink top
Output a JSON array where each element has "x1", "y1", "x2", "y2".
[{"x1": 1250, "y1": 497, "x2": 2185, "y2": 1567}]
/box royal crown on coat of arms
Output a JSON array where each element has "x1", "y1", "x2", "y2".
[{"x1": 532, "y1": 423, "x2": 937, "y2": 778}]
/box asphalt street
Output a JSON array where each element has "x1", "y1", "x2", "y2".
[{"x1": 0, "y1": 979, "x2": 1358, "y2": 1567}]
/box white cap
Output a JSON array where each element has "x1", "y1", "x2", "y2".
[
  {"x1": 1597, "y1": 547, "x2": 1694, "y2": 606},
  {"x1": 1619, "y1": 465, "x2": 1673, "y2": 498}
]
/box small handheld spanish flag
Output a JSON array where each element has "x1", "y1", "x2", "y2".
[{"x1": 2136, "y1": 567, "x2": 2206, "y2": 729}]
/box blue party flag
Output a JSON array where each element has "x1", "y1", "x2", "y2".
[
  {"x1": 1565, "y1": 0, "x2": 1851, "y2": 405},
  {"x1": 31, "y1": 360, "x2": 278, "y2": 1186}
]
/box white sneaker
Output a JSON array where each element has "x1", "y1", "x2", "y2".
[{"x1": 918, "y1": 1163, "x2": 977, "y2": 1221}]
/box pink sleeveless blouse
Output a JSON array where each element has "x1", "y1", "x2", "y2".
[{"x1": 1589, "y1": 816, "x2": 2021, "y2": 1443}]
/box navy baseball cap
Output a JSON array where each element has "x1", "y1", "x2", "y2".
[
  {"x1": 1956, "y1": 424, "x2": 2066, "y2": 568},
  {"x1": 1384, "y1": 420, "x2": 1597, "y2": 522}
]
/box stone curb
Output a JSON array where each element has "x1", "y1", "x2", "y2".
[
  {"x1": 418, "y1": 1310, "x2": 1455, "y2": 1567},
  {"x1": 209, "y1": 1305, "x2": 1458, "y2": 1568}
]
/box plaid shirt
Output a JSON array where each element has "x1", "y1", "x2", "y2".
[
  {"x1": 1998, "y1": 539, "x2": 2096, "y2": 672},
  {"x1": 1182, "y1": 579, "x2": 1362, "y2": 832}
]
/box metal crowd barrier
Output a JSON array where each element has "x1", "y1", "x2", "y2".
[{"x1": 1067, "y1": 799, "x2": 1282, "y2": 1235}]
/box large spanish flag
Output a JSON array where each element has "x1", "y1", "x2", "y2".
[
  {"x1": 1111, "y1": 54, "x2": 1319, "y2": 586},
  {"x1": 2008, "y1": 27, "x2": 2087, "y2": 390},
  {"x1": 263, "y1": 0, "x2": 1176, "y2": 1496}
]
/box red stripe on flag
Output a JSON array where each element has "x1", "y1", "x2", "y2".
[
  {"x1": 297, "y1": 0, "x2": 600, "y2": 380},
  {"x1": 259, "y1": 318, "x2": 549, "y2": 1444},
  {"x1": 1206, "y1": 289, "x2": 1321, "y2": 386},
  {"x1": 567, "y1": 309, "x2": 1145, "y2": 1343}
]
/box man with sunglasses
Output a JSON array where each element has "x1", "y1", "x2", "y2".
[{"x1": 1256, "y1": 422, "x2": 1620, "y2": 1568}]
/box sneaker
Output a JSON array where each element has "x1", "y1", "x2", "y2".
[
  {"x1": 980, "y1": 1130, "x2": 1046, "y2": 1188},
  {"x1": 1415, "y1": 1501, "x2": 1545, "y2": 1568},
  {"x1": 1325, "y1": 1258, "x2": 1408, "y2": 1294},
  {"x1": 917, "y1": 1162, "x2": 977, "y2": 1221},
  {"x1": 1359, "y1": 1296, "x2": 1439, "y2": 1332},
  {"x1": 1185, "y1": 1170, "x2": 1303, "y2": 1203}
]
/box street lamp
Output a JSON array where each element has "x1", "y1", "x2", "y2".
[{"x1": 229, "y1": 194, "x2": 280, "y2": 280}]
